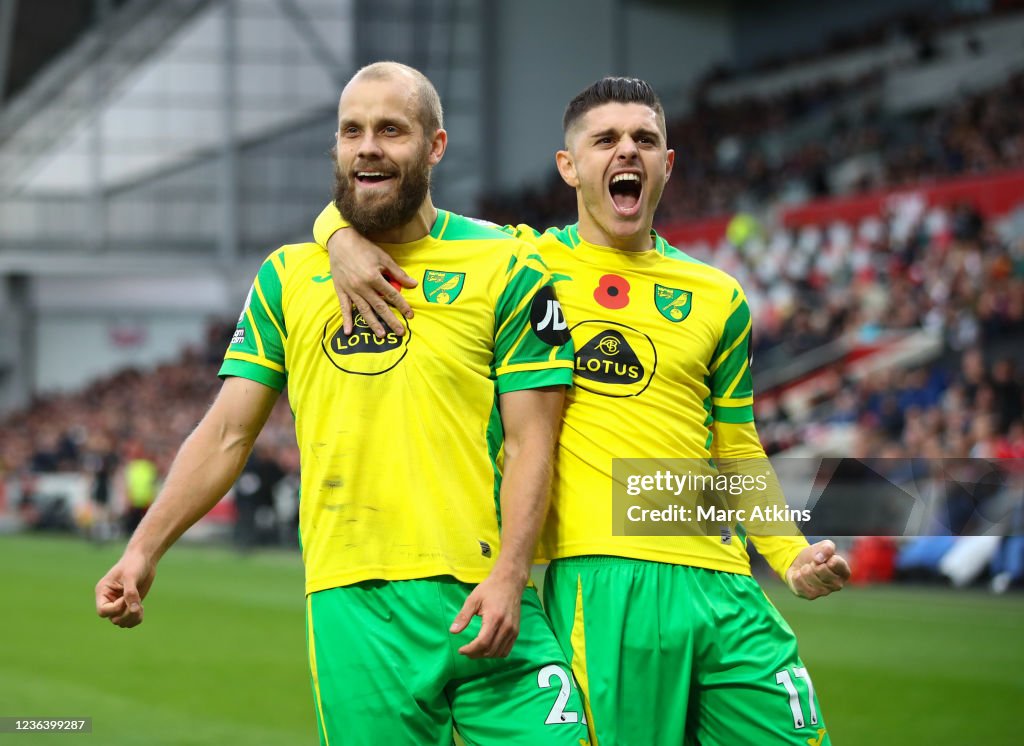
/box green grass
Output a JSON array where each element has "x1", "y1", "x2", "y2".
[
  {"x1": 765, "y1": 582, "x2": 1024, "y2": 745},
  {"x1": 0, "y1": 535, "x2": 313, "y2": 745},
  {"x1": 1, "y1": 535, "x2": 1022, "y2": 745}
]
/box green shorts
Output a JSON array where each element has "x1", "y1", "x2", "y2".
[
  {"x1": 306, "y1": 576, "x2": 590, "y2": 746},
  {"x1": 544, "y1": 556, "x2": 829, "y2": 746}
]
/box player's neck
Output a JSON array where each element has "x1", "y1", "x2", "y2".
[
  {"x1": 367, "y1": 200, "x2": 438, "y2": 245},
  {"x1": 576, "y1": 206, "x2": 654, "y2": 253}
]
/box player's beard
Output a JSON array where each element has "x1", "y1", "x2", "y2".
[{"x1": 333, "y1": 148, "x2": 431, "y2": 237}]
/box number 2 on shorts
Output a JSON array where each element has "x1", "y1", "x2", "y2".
[
  {"x1": 537, "y1": 664, "x2": 587, "y2": 725},
  {"x1": 775, "y1": 666, "x2": 818, "y2": 729}
]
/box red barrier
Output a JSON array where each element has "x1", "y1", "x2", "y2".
[
  {"x1": 657, "y1": 168, "x2": 1024, "y2": 246},
  {"x1": 781, "y1": 168, "x2": 1024, "y2": 228},
  {"x1": 658, "y1": 216, "x2": 731, "y2": 247}
]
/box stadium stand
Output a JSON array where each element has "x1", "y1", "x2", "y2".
[
  {"x1": 480, "y1": 68, "x2": 1024, "y2": 228},
  {"x1": 3, "y1": 3, "x2": 1024, "y2": 589},
  {"x1": 0, "y1": 320, "x2": 299, "y2": 538}
]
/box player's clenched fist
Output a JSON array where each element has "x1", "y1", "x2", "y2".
[
  {"x1": 786, "y1": 539, "x2": 851, "y2": 600},
  {"x1": 95, "y1": 550, "x2": 156, "y2": 628}
]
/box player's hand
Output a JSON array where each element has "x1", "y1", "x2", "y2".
[
  {"x1": 327, "y1": 227, "x2": 417, "y2": 338},
  {"x1": 786, "y1": 540, "x2": 851, "y2": 600},
  {"x1": 449, "y1": 568, "x2": 525, "y2": 659},
  {"x1": 95, "y1": 549, "x2": 156, "y2": 628}
]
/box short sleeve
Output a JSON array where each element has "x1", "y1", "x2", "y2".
[
  {"x1": 219, "y1": 250, "x2": 288, "y2": 391},
  {"x1": 492, "y1": 243, "x2": 575, "y2": 393}
]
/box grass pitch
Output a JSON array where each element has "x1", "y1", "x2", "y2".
[{"x1": 1, "y1": 534, "x2": 1021, "y2": 744}]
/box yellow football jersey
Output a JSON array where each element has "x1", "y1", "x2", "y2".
[
  {"x1": 515, "y1": 224, "x2": 806, "y2": 577},
  {"x1": 312, "y1": 203, "x2": 806, "y2": 578},
  {"x1": 222, "y1": 210, "x2": 574, "y2": 594}
]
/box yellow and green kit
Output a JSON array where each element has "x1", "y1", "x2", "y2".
[
  {"x1": 225, "y1": 210, "x2": 588, "y2": 745},
  {"x1": 313, "y1": 204, "x2": 828, "y2": 745}
]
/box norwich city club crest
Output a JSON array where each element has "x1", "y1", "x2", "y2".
[
  {"x1": 423, "y1": 270, "x2": 466, "y2": 304},
  {"x1": 654, "y1": 284, "x2": 692, "y2": 322}
]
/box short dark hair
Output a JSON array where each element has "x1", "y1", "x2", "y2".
[{"x1": 562, "y1": 77, "x2": 665, "y2": 139}]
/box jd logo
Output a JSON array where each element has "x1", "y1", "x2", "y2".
[
  {"x1": 530, "y1": 286, "x2": 571, "y2": 346},
  {"x1": 654, "y1": 285, "x2": 692, "y2": 322},
  {"x1": 423, "y1": 270, "x2": 465, "y2": 304},
  {"x1": 571, "y1": 321, "x2": 657, "y2": 398},
  {"x1": 321, "y1": 313, "x2": 411, "y2": 375}
]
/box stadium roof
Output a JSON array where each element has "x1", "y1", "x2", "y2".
[{"x1": 1, "y1": 1, "x2": 131, "y2": 105}]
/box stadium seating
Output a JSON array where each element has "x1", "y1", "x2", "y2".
[{"x1": 4, "y1": 13, "x2": 1024, "y2": 589}]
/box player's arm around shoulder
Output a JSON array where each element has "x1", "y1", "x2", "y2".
[
  {"x1": 95, "y1": 367, "x2": 281, "y2": 628},
  {"x1": 313, "y1": 200, "x2": 416, "y2": 337},
  {"x1": 313, "y1": 196, "x2": 546, "y2": 339}
]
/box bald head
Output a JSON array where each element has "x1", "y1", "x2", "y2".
[{"x1": 343, "y1": 61, "x2": 444, "y2": 136}]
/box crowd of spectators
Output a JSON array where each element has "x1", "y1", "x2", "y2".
[
  {"x1": 793, "y1": 345, "x2": 1024, "y2": 591},
  {"x1": 478, "y1": 73, "x2": 881, "y2": 229},
  {"x1": 731, "y1": 195, "x2": 1024, "y2": 455},
  {"x1": 819, "y1": 72, "x2": 1024, "y2": 193},
  {"x1": 0, "y1": 320, "x2": 299, "y2": 534},
  {"x1": 479, "y1": 45, "x2": 1024, "y2": 228}
]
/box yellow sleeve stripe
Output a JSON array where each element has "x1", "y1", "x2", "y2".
[
  {"x1": 722, "y1": 361, "x2": 749, "y2": 398},
  {"x1": 496, "y1": 359, "x2": 574, "y2": 376},
  {"x1": 224, "y1": 350, "x2": 285, "y2": 373},
  {"x1": 500, "y1": 249, "x2": 544, "y2": 284},
  {"x1": 500, "y1": 323, "x2": 532, "y2": 369},
  {"x1": 502, "y1": 256, "x2": 517, "y2": 284},
  {"x1": 708, "y1": 317, "x2": 751, "y2": 375},
  {"x1": 254, "y1": 279, "x2": 287, "y2": 342},
  {"x1": 712, "y1": 395, "x2": 754, "y2": 408},
  {"x1": 244, "y1": 306, "x2": 266, "y2": 358},
  {"x1": 495, "y1": 273, "x2": 547, "y2": 348},
  {"x1": 502, "y1": 250, "x2": 542, "y2": 284}
]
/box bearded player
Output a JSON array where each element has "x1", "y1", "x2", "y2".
[{"x1": 95, "y1": 62, "x2": 592, "y2": 746}]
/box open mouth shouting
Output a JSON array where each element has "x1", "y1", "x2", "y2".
[{"x1": 608, "y1": 171, "x2": 643, "y2": 216}]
